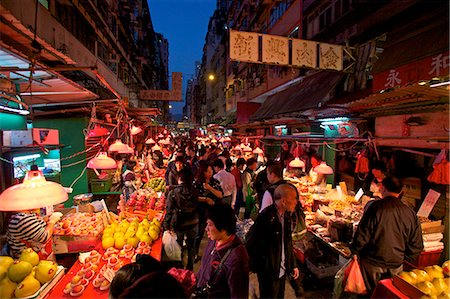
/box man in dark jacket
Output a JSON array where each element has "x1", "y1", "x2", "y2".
[
  {"x1": 351, "y1": 176, "x2": 423, "y2": 291},
  {"x1": 163, "y1": 168, "x2": 199, "y2": 270},
  {"x1": 246, "y1": 184, "x2": 300, "y2": 298}
]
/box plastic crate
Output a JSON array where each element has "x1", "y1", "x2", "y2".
[
  {"x1": 306, "y1": 257, "x2": 340, "y2": 279},
  {"x1": 90, "y1": 178, "x2": 112, "y2": 193},
  {"x1": 414, "y1": 249, "x2": 442, "y2": 268}
]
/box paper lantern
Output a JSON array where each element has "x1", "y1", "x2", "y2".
[
  {"x1": 289, "y1": 157, "x2": 305, "y2": 168},
  {"x1": 0, "y1": 171, "x2": 68, "y2": 211},
  {"x1": 314, "y1": 162, "x2": 334, "y2": 174},
  {"x1": 253, "y1": 147, "x2": 263, "y2": 154},
  {"x1": 130, "y1": 126, "x2": 143, "y2": 135},
  {"x1": 108, "y1": 140, "x2": 128, "y2": 152},
  {"x1": 145, "y1": 138, "x2": 156, "y2": 144},
  {"x1": 87, "y1": 152, "x2": 117, "y2": 169}
]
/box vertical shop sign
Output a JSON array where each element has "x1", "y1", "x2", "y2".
[
  {"x1": 262, "y1": 34, "x2": 289, "y2": 65},
  {"x1": 229, "y1": 30, "x2": 259, "y2": 63},
  {"x1": 292, "y1": 39, "x2": 317, "y2": 68},
  {"x1": 140, "y1": 72, "x2": 182, "y2": 101},
  {"x1": 319, "y1": 43, "x2": 343, "y2": 71}
]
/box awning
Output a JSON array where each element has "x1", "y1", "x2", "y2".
[
  {"x1": 250, "y1": 71, "x2": 344, "y2": 121},
  {"x1": 236, "y1": 102, "x2": 260, "y2": 123}
]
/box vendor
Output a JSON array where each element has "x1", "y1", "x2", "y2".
[
  {"x1": 362, "y1": 161, "x2": 387, "y2": 198},
  {"x1": 7, "y1": 210, "x2": 62, "y2": 259}
]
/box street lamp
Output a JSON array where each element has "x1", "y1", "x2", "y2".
[
  {"x1": 169, "y1": 105, "x2": 173, "y2": 109},
  {"x1": 208, "y1": 74, "x2": 215, "y2": 81}
]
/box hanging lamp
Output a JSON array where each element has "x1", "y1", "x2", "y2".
[
  {"x1": 108, "y1": 140, "x2": 128, "y2": 152},
  {"x1": 130, "y1": 126, "x2": 143, "y2": 136},
  {"x1": 118, "y1": 145, "x2": 134, "y2": 154},
  {"x1": 314, "y1": 162, "x2": 334, "y2": 174},
  {"x1": 289, "y1": 157, "x2": 305, "y2": 168},
  {"x1": 253, "y1": 147, "x2": 263, "y2": 154},
  {"x1": 87, "y1": 125, "x2": 109, "y2": 138},
  {"x1": 87, "y1": 152, "x2": 117, "y2": 169},
  {"x1": 145, "y1": 138, "x2": 156, "y2": 144},
  {"x1": 152, "y1": 144, "x2": 162, "y2": 151},
  {"x1": 0, "y1": 170, "x2": 68, "y2": 211}
]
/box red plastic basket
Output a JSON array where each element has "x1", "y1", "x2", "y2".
[{"x1": 414, "y1": 250, "x2": 442, "y2": 268}]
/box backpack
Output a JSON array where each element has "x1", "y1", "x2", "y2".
[{"x1": 170, "y1": 185, "x2": 199, "y2": 229}]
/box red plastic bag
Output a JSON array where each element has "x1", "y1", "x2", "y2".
[{"x1": 344, "y1": 255, "x2": 367, "y2": 295}]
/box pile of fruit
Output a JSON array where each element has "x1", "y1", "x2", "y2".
[
  {"x1": 398, "y1": 261, "x2": 450, "y2": 297},
  {"x1": 0, "y1": 249, "x2": 59, "y2": 298},
  {"x1": 53, "y1": 212, "x2": 104, "y2": 236},
  {"x1": 145, "y1": 177, "x2": 166, "y2": 192},
  {"x1": 102, "y1": 217, "x2": 162, "y2": 250},
  {"x1": 126, "y1": 189, "x2": 166, "y2": 212}
]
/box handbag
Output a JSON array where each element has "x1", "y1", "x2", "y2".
[{"x1": 193, "y1": 247, "x2": 233, "y2": 298}]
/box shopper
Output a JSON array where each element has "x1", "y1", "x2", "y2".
[
  {"x1": 231, "y1": 158, "x2": 245, "y2": 214},
  {"x1": 193, "y1": 162, "x2": 223, "y2": 262},
  {"x1": 196, "y1": 204, "x2": 249, "y2": 298},
  {"x1": 259, "y1": 161, "x2": 286, "y2": 212},
  {"x1": 213, "y1": 159, "x2": 237, "y2": 207},
  {"x1": 163, "y1": 169, "x2": 199, "y2": 270},
  {"x1": 166, "y1": 156, "x2": 186, "y2": 193},
  {"x1": 109, "y1": 254, "x2": 164, "y2": 299},
  {"x1": 185, "y1": 145, "x2": 198, "y2": 176},
  {"x1": 246, "y1": 184, "x2": 299, "y2": 299},
  {"x1": 351, "y1": 177, "x2": 423, "y2": 292},
  {"x1": 242, "y1": 158, "x2": 257, "y2": 218}
]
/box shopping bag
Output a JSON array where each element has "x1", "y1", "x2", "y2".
[
  {"x1": 245, "y1": 185, "x2": 256, "y2": 216},
  {"x1": 333, "y1": 257, "x2": 353, "y2": 298},
  {"x1": 162, "y1": 231, "x2": 182, "y2": 261},
  {"x1": 344, "y1": 255, "x2": 367, "y2": 295}
]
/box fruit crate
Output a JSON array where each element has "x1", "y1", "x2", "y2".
[
  {"x1": 306, "y1": 257, "x2": 340, "y2": 279},
  {"x1": 90, "y1": 178, "x2": 112, "y2": 193},
  {"x1": 414, "y1": 249, "x2": 443, "y2": 268}
]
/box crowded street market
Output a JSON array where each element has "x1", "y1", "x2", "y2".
[{"x1": 0, "y1": 0, "x2": 449, "y2": 298}]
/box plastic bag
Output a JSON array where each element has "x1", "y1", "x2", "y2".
[
  {"x1": 333, "y1": 257, "x2": 353, "y2": 298},
  {"x1": 162, "y1": 231, "x2": 182, "y2": 261},
  {"x1": 344, "y1": 255, "x2": 367, "y2": 295}
]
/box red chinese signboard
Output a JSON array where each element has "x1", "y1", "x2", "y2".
[
  {"x1": 373, "y1": 51, "x2": 450, "y2": 92},
  {"x1": 140, "y1": 72, "x2": 182, "y2": 101}
]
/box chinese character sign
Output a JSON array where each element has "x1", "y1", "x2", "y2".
[
  {"x1": 230, "y1": 30, "x2": 259, "y2": 63},
  {"x1": 140, "y1": 72, "x2": 183, "y2": 101},
  {"x1": 319, "y1": 43, "x2": 343, "y2": 71},
  {"x1": 292, "y1": 39, "x2": 317, "y2": 68},
  {"x1": 262, "y1": 34, "x2": 289, "y2": 65}
]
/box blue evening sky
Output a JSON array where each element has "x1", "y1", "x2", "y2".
[{"x1": 148, "y1": 0, "x2": 217, "y2": 118}]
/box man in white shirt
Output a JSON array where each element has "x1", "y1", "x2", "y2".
[
  {"x1": 213, "y1": 159, "x2": 237, "y2": 208},
  {"x1": 259, "y1": 161, "x2": 285, "y2": 212}
]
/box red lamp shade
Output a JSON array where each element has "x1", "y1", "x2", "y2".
[
  {"x1": 234, "y1": 145, "x2": 241, "y2": 151},
  {"x1": 88, "y1": 125, "x2": 109, "y2": 137},
  {"x1": 0, "y1": 170, "x2": 68, "y2": 211},
  {"x1": 253, "y1": 147, "x2": 263, "y2": 154},
  {"x1": 108, "y1": 140, "x2": 128, "y2": 152},
  {"x1": 157, "y1": 133, "x2": 164, "y2": 139},
  {"x1": 145, "y1": 138, "x2": 156, "y2": 144},
  {"x1": 289, "y1": 157, "x2": 305, "y2": 168},
  {"x1": 314, "y1": 162, "x2": 334, "y2": 174},
  {"x1": 243, "y1": 146, "x2": 253, "y2": 152},
  {"x1": 224, "y1": 136, "x2": 231, "y2": 142},
  {"x1": 87, "y1": 152, "x2": 117, "y2": 170},
  {"x1": 130, "y1": 126, "x2": 143, "y2": 136}
]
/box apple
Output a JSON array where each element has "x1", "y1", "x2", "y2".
[
  {"x1": 425, "y1": 266, "x2": 444, "y2": 280},
  {"x1": 443, "y1": 261, "x2": 450, "y2": 277},
  {"x1": 71, "y1": 275, "x2": 82, "y2": 286},
  {"x1": 70, "y1": 285, "x2": 85, "y2": 297},
  {"x1": 413, "y1": 269, "x2": 432, "y2": 283},
  {"x1": 417, "y1": 281, "x2": 437, "y2": 296},
  {"x1": 399, "y1": 271, "x2": 417, "y2": 285}
]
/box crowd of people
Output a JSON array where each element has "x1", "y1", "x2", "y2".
[{"x1": 107, "y1": 137, "x2": 424, "y2": 298}]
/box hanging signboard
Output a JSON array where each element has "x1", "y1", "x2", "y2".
[
  {"x1": 262, "y1": 34, "x2": 289, "y2": 65},
  {"x1": 230, "y1": 30, "x2": 259, "y2": 63},
  {"x1": 229, "y1": 30, "x2": 344, "y2": 71},
  {"x1": 140, "y1": 72, "x2": 183, "y2": 101},
  {"x1": 319, "y1": 43, "x2": 343, "y2": 71},
  {"x1": 292, "y1": 39, "x2": 317, "y2": 68}
]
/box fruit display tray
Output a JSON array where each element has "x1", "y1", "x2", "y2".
[
  {"x1": 392, "y1": 275, "x2": 426, "y2": 299},
  {"x1": 22, "y1": 265, "x2": 65, "y2": 299}
]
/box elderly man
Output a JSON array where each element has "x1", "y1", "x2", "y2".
[
  {"x1": 246, "y1": 184, "x2": 299, "y2": 298},
  {"x1": 351, "y1": 176, "x2": 423, "y2": 291}
]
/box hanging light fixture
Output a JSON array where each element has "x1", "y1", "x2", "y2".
[
  {"x1": 130, "y1": 125, "x2": 143, "y2": 136},
  {"x1": 0, "y1": 170, "x2": 68, "y2": 211},
  {"x1": 243, "y1": 145, "x2": 252, "y2": 152},
  {"x1": 157, "y1": 133, "x2": 164, "y2": 139},
  {"x1": 145, "y1": 138, "x2": 156, "y2": 144},
  {"x1": 108, "y1": 140, "x2": 128, "y2": 152},
  {"x1": 87, "y1": 125, "x2": 109, "y2": 138},
  {"x1": 152, "y1": 144, "x2": 162, "y2": 151},
  {"x1": 118, "y1": 145, "x2": 134, "y2": 154},
  {"x1": 314, "y1": 162, "x2": 334, "y2": 174},
  {"x1": 253, "y1": 147, "x2": 263, "y2": 154},
  {"x1": 289, "y1": 157, "x2": 305, "y2": 168},
  {"x1": 87, "y1": 152, "x2": 117, "y2": 170}
]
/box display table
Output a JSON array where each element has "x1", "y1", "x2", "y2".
[
  {"x1": 371, "y1": 279, "x2": 409, "y2": 299},
  {"x1": 44, "y1": 239, "x2": 162, "y2": 299}
]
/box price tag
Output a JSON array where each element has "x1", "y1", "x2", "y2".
[
  {"x1": 103, "y1": 268, "x2": 116, "y2": 282},
  {"x1": 326, "y1": 184, "x2": 333, "y2": 190},
  {"x1": 339, "y1": 182, "x2": 348, "y2": 195},
  {"x1": 336, "y1": 186, "x2": 343, "y2": 199},
  {"x1": 354, "y1": 188, "x2": 364, "y2": 202},
  {"x1": 417, "y1": 189, "x2": 441, "y2": 218}
]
